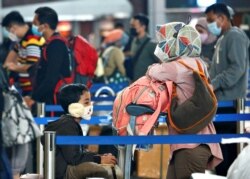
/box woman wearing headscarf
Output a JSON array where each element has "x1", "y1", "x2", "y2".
[
  {"x1": 195, "y1": 17, "x2": 217, "y2": 66},
  {"x1": 146, "y1": 22, "x2": 223, "y2": 179},
  {"x1": 101, "y1": 29, "x2": 129, "y2": 84}
]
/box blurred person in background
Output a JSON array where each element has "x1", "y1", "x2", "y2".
[
  {"x1": 195, "y1": 17, "x2": 217, "y2": 67},
  {"x1": 205, "y1": 3, "x2": 250, "y2": 176},
  {"x1": 102, "y1": 29, "x2": 129, "y2": 84},
  {"x1": 124, "y1": 13, "x2": 159, "y2": 82},
  {"x1": 0, "y1": 68, "x2": 12, "y2": 179},
  {"x1": 2, "y1": 11, "x2": 45, "y2": 97},
  {"x1": 24, "y1": 7, "x2": 71, "y2": 107},
  {"x1": 114, "y1": 22, "x2": 125, "y2": 31},
  {"x1": 1, "y1": 11, "x2": 44, "y2": 178}
]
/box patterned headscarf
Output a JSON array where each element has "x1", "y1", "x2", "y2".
[{"x1": 155, "y1": 22, "x2": 201, "y2": 62}]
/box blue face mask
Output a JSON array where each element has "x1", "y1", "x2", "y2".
[
  {"x1": 207, "y1": 21, "x2": 222, "y2": 36},
  {"x1": 32, "y1": 24, "x2": 42, "y2": 36},
  {"x1": 3, "y1": 28, "x2": 9, "y2": 38}
]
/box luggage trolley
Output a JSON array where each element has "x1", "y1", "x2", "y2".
[{"x1": 117, "y1": 103, "x2": 167, "y2": 179}]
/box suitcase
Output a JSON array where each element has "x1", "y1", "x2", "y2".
[{"x1": 136, "y1": 124, "x2": 170, "y2": 179}]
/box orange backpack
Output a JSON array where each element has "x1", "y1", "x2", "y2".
[{"x1": 112, "y1": 76, "x2": 172, "y2": 136}]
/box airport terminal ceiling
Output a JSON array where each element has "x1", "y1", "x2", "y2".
[
  {"x1": 1, "y1": 0, "x2": 133, "y2": 21},
  {"x1": 166, "y1": 0, "x2": 250, "y2": 10}
]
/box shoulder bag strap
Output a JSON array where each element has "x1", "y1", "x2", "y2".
[
  {"x1": 177, "y1": 59, "x2": 216, "y2": 100},
  {"x1": 133, "y1": 37, "x2": 150, "y2": 65},
  {"x1": 0, "y1": 66, "x2": 9, "y2": 91}
]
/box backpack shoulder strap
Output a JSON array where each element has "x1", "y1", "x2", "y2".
[
  {"x1": 177, "y1": 59, "x2": 204, "y2": 74},
  {"x1": 46, "y1": 35, "x2": 68, "y2": 45},
  {"x1": 177, "y1": 59, "x2": 215, "y2": 98},
  {"x1": 177, "y1": 59, "x2": 210, "y2": 81},
  {"x1": 133, "y1": 37, "x2": 150, "y2": 65},
  {"x1": 43, "y1": 35, "x2": 68, "y2": 60}
]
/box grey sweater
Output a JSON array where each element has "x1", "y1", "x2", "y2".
[
  {"x1": 131, "y1": 35, "x2": 158, "y2": 81},
  {"x1": 209, "y1": 27, "x2": 250, "y2": 101}
]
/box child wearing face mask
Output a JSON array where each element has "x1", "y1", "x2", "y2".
[
  {"x1": 195, "y1": 17, "x2": 217, "y2": 67},
  {"x1": 41, "y1": 83, "x2": 118, "y2": 179}
]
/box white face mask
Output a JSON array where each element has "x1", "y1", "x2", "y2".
[
  {"x1": 154, "y1": 44, "x2": 178, "y2": 62},
  {"x1": 8, "y1": 32, "x2": 19, "y2": 42},
  {"x1": 68, "y1": 103, "x2": 93, "y2": 120},
  {"x1": 154, "y1": 45, "x2": 169, "y2": 62},
  {"x1": 200, "y1": 33, "x2": 208, "y2": 44}
]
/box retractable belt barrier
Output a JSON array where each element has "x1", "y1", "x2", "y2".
[
  {"x1": 35, "y1": 101, "x2": 250, "y2": 125},
  {"x1": 40, "y1": 99, "x2": 250, "y2": 179},
  {"x1": 34, "y1": 113, "x2": 250, "y2": 125},
  {"x1": 55, "y1": 133, "x2": 250, "y2": 145},
  {"x1": 44, "y1": 101, "x2": 240, "y2": 112},
  {"x1": 90, "y1": 82, "x2": 129, "y2": 94}
]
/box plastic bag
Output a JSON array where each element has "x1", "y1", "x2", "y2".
[{"x1": 227, "y1": 143, "x2": 250, "y2": 179}]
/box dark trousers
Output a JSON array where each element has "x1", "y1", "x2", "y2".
[
  {"x1": 214, "y1": 121, "x2": 237, "y2": 176},
  {"x1": 167, "y1": 144, "x2": 212, "y2": 179},
  {"x1": 65, "y1": 162, "x2": 109, "y2": 179},
  {"x1": 215, "y1": 107, "x2": 238, "y2": 176}
]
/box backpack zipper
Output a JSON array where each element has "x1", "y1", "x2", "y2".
[{"x1": 114, "y1": 89, "x2": 125, "y2": 126}]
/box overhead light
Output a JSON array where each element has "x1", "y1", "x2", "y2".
[
  {"x1": 197, "y1": 0, "x2": 216, "y2": 7},
  {"x1": 57, "y1": 21, "x2": 72, "y2": 32},
  {"x1": 114, "y1": 12, "x2": 129, "y2": 19},
  {"x1": 58, "y1": 15, "x2": 95, "y2": 21}
]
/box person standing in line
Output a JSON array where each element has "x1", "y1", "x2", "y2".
[
  {"x1": 0, "y1": 83, "x2": 12, "y2": 179},
  {"x1": 146, "y1": 21, "x2": 223, "y2": 179},
  {"x1": 1, "y1": 11, "x2": 45, "y2": 178},
  {"x1": 205, "y1": 3, "x2": 250, "y2": 176},
  {"x1": 195, "y1": 17, "x2": 217, "y2": 68},
  {"x1": 102, "y1": 29, "x2": 129, "y2": 84},
  {"x1": 2, "y1": 11, "x2": 45, "y2": 96},
  {"x1": 124, "y1": 13, "x2": 159, "y2": 82},
  {"x1": 24, "y1": 7, "x2": 71, "y2": 107}
]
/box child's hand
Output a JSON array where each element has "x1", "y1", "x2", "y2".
[{"x1": 100, "y1": 153, "x2": 117, "y2": 165}]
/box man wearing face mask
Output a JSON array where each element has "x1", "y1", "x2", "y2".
[
  {"x1": 205, "y1": 3, "x2": 250, "y2": 176},
  {"x1": 2, "y1": 11, "x2": 45, "y2": 97},
  {"x1": 41, "y1": 83, "x2": 118, "y2": 179},
  {"x1": 124, "y1": 13, "x2": 158, "y2": 82},
  {"x1": 24, "y1": 7, "x2": 71, "y2": 107}
]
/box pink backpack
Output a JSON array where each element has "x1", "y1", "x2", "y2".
[{"x1": 112, "y1": 76, "x2": 172, "y2": 136}]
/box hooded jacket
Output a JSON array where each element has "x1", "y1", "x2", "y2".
[{"x1": 41, "y1": 115, "x2": 101, "y2": 179}]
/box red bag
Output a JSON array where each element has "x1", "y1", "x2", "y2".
[
  {"x1": 43, "y1": 35, "x2": 98, "y2": 103},
  {"x1": 43, "y1": 35, "x2": 98, "y2": 85},
  {"x1": 71, "y1": 35, "x2": 98, "y2": 77}
]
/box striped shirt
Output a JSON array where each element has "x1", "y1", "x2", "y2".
[{"x1": 12, "y1": 27, "x2": 45, "y2": 95}]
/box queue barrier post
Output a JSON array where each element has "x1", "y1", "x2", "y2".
[
  {"x1": 36, "y1": 102, "x2": 45, "y2": 176},
  {"x1": 237, "y1": 98, "x2": 246, "y2": 153},
  {"x1": 44, "y1": 131, "x2": 56, "y2": 179}
]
